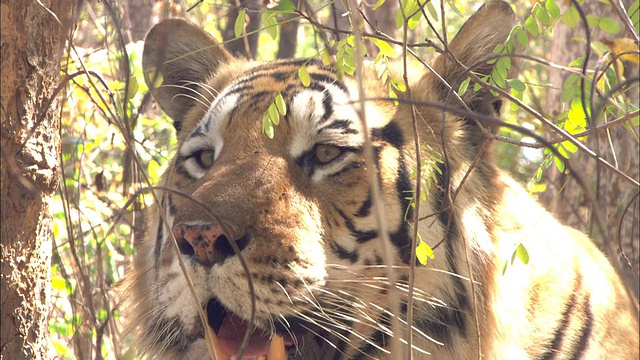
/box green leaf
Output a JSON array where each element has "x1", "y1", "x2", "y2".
[
  {"x1": 373, "y1": 0, "x2": 386, "y2": 10},
  {"x1": 510, "y1": 89, "x2": 523, "y2": 111},
  {"x1": 126, "y1": 76, "x2": 139, "y2": 100},
  {"x1": 545, "y1": 0, "x2": 561, "y2": 19},
  {"x1": 516, "y1": 243, "x2": 529, "y2": 264},
  {"x1": 234, "y1": 8, "x2": 246, "y2": 38},
  {"x1": 554, "y1": 155, "x2": 566, "y2": 173},
  {"x1": 147, "y1": 67, "x2": 164, "y2": 89},
  {"x1": 516, "y1": 27, "x2": 529, "y2": 48},
  {"x1": 416, "y1": 239, "x2": 434, "y2": 265},
  {"x1": 508, "y1": 79, "x2": 526, "y2": 91},
  {"x1": 262, "y1": 12, "x2": 278, "y2": 40},
  {"x1": 268, "y1": 103, "x2": 279, "y2": 125},
  {"x1": 274, "y1": 92, "x2": 286, "y2": 115},
  {"x1": 52, "y1": 275, "x2": 68, "y2": 292},
  {"x1": 563, "y1": 74, "x2": 579, "y2": 89},
  {"x1": 298, "y1": 65, "x2": 311, "y2": 87},
  {"x1": 458, "y1": 77, "x2": 471, "y2": 96},
  {"x1": 568, "y1": 57, "x2": 584, "y2": 67},
  {"x1": 566, "y1": 98, "x2": 587, "y2": 133},
  {"x1": 525, "y1": 16, "x2": 539, "y2": 36},
  {"x1": 536, "y1": 5, "x2": 551, "y2": 25},
  {"x1": 598, "y1": 17, "x2": 620, "y2": 34},
  {"x1": 372, "y1": 38, "x2": 397, "y2": 58},
  {"x1": 262, "y1": 114, "x2": 275, "y2": 138},
  {"x1": 561, "y1": 6, "x2": 580, "y2": 28},
  {"x1": 426, "y1": 1, "x2": 438, "y2": 20},
  {"x1": 391, "y1": 76, "x2": 406, "y2": 92},
  {"x1": 321, "y1": 50, "x2": 331, "y2": 66},
  {"x1": 629, "y1": 0, "x2": 639, "y2": 33},
  {"x1": 561, "y1": 85, "x2": 576, "y2": 103},
  {"x1": 587, "y1": 14, "x2": 601, "y2": 28}
]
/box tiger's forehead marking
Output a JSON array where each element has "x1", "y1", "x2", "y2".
[
  {"x1": 288, "y1": 79, "x2": 364, "y2": 158},
  {"x1": 183, "y1": 62, "x2": 366, "y2": 160}
]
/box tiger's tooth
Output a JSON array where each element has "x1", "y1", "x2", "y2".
[
  {"x1": 203, "y1": 307, "x2": 231, "y2": 360},
  {"x1": 267, "y1": 335, "x2": 286, "y2": 360}
]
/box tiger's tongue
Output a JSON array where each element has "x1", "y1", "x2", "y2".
[{"x1": 217, "y1": 312, "x2": 270, "y2": 358}]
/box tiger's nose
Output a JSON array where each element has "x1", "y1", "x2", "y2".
[{"x1": 173, "y1": 222, "x2": 250, "y2": 266}]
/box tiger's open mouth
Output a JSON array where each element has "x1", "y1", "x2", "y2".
[{"x1": 205, "y1": 298, "x2": 291, "y2": 360}]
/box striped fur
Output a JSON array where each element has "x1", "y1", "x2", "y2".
[{"x1": 129, "y1": 2, "x2": 639, "y2": 359}]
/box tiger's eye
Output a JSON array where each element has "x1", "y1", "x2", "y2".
[
  {"x1": 195, "y1": 149, "x2": 215, "y2": 168},
  {"x1": 314, "y1": 145, "x2": 342, "y2": 164}
]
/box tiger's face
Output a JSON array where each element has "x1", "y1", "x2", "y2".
[
  {"x1": 137, "y1": 57, "x2": 419, "y2": 359},
  {"x1": 131, "y1": 3, "x2": 523, "y2": 359}
]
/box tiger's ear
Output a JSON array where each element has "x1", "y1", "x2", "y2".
[
  {"x1": 143, "y1": 18, "x2": 233, "y2": 132},
  {"x1": 417, "y1": 1, "x2": 518, "y2": 117}
]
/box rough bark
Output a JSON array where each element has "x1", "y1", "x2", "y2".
[
  {"x1": 0, "y1": 0, "x2": 74, "y2": 358},
  {"x1": 543, "y1": 0, "x2": 639, "y2": 298}
]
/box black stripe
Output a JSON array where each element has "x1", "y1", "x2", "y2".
[
  {"x1": 371, "y1": 122, "x2": 405, "y2": 148},
  {"x1": 309, "y1": 73, "x2": 348, "y2": 93},
  {"x1": 572, "y1": 297, "x2": 593, "y2": 358},
  {"x1": 330, "y1": 241, "x2": 359, "y2": 263},
  {"x1": 539, "y1": 273, "x2": 583, "y2": 360},
  {"x1": 187, "y1": 124, "x2": 206, "y2": 139},
  {"x1": 175, "y1": 164, "x2": 198, "y2": 180},
  {"x1": 432, "y1": 160, "x2": 469, "y2": 335},
  {"x1": 154, "y1": 198, "x2": 165, "y2": 266},
  {"x1": 540, "y1": 294, "x2": 577, "y2": 359},
  {"x1": 355, "y1": 194, "x2": 372, "y2": 217},
  {"x1": 327, "y1": 161, "x2": 364, "y2": 179},
  {"x1": 391, "y1": 155, "x2": 414, "y2": 264},
  {"x1": 337, "y1": 209, "x2": 378, "y2": 243},
  {"x1": 227, "y1": 84, "x2": 253, "y2": 97},
  {"x1": 319, "y1": 119, "x2": 352, "y2": 132},
  {"x1": 413, "y1": 300, "x2": 466, "y2": 344}
]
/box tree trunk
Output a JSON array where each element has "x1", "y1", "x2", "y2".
[
  {"x1": 0, "y1": 1, "x2": 74, "y2": 358},
  {"x1": 543, "y1": 0, "x2": 639, "y2": 298},
  {"x1": 222, "y1": 0, "x2": 262, "y2": 58}
]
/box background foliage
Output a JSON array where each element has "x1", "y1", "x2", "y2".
[{"x1": 51, "y1": 0, "x2": 638, "y2": 358}]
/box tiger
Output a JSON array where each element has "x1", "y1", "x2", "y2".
[{"x1": 128, "y1": 2, "x2": 639, "y2": 359}]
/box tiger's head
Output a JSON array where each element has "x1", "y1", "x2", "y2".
[{"x1": 130, "y1": 2, "x2": 518, "y2": 359}]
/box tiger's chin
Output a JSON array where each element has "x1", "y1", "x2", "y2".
[{"x1": 203, "y1": 298, "x2": 337, "y2": 360}]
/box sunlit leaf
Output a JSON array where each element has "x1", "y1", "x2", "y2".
[
  {"x1": 545, "y1": 0, "x2": 561, "y2": 19},
  {"x1": 536, "y1": 5, "x2": 551, "y2": 25},
  {"x1": 561, "y1": 6, "x2": 580, "y2": 28},
  {"x1": 298, "y1": 65, "x2": 311, "y2": 87},
  {"x1": 373, "y1": 0, "x2": 386, "y2": 10},
  {"x1": 416, "y1": 239, "x2": 434, "y2": 265},
  {"x1": 508, "y1": 79, "x2": 526, "y2": 91},
  {"x1": 566, "y1": 98, "x2": 587, "y2": 133},
  {"x1": 458, "y1": 77, "x2": 471, "y2": 96},
  {"x1": 554, "y1": 155, "x2": 566, "y2": 173},
  {"x1": 612, "y1": 38, "x2": 639, "y2": 63},
  {"x1": 598, "y1": 16, "x2": 620, "y2": 34},
  {"x1": 321, "y1": 49, "x2": 331, "y2": 66},
  {"x1": 372, "y1": 38, "x2": 397, "y2": 58},
  {"x1": 234, "y1": 8, "x2": 246, "y2": 38},
  {"x1": 147, "y1": 67, "x2": 164, "y2": 89},
  {"x1": 391, "y1": 76, "x2": 406, "y2": 92},
  {"x1": 516, "y1": 27, "x2": 529, "y2": 48},
  {"x1": 426, "y1": 1, "x2": 438, "y2": 20},
  {"x1": 525, "y1": 16, "x2": 539, "y2": 36},
  {"x1": 262, "y1": 114, "x2": 275, "y2": 138},
  {"x1": 516, "y1": 243, "x2": 529, "y2": 264},
  {"x1": 274, "y1": 92, "x2": 287, "y2": 115},
  {"x1": 268, "y1": 103, "x2": 279, "y2": 125}
]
